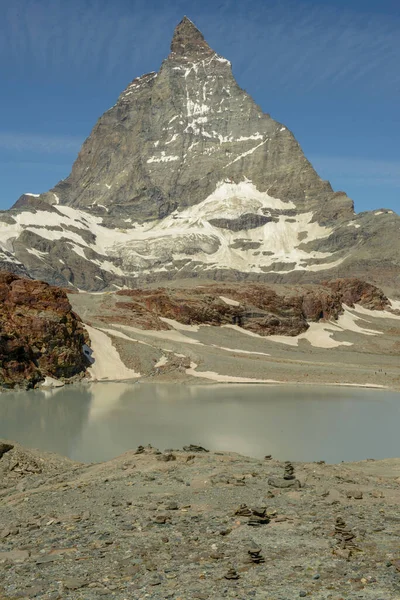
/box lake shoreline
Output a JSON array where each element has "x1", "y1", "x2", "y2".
[
  {"x1": 84, "y1": 372, "x2": 399, "y2": 391},
  {"x1": 2, "y1": 373, "x2": 397, "y2": 394}
]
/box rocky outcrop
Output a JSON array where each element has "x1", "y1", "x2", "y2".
[
  {"x1": 116, "y1": 285, "x2": 309, "y2": 336},
  {"x1": 323, "y1": 278, "x2": 389, "y2": 310},
  {"x1": 0, "y1": 272, "x2": 90, "y2": 389},
  {"x1": 113, "y1": 278, "x2": 387, "y2": 337}
]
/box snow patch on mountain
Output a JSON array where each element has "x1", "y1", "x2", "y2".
[{"x1": 0, "y1": 178, "x2": 346, "y2": 282}]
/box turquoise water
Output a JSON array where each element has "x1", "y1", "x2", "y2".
[{"x1": 0, "y1": 382, "x2": 399, "y2": 463}]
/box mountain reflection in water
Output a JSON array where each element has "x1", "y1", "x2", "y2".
[{"x1": 0, "y1": 383, "x2": 399, "y2": 464}]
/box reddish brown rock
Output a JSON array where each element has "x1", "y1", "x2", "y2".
[
  {"x1": 117, "y1": 285, "x2": 309, "y2": 336},
  {"x1": 0, "y1": 272, "x2": 90, "y2": 389},
  {"x1": 323, "y1": 278, "x2": 389, "y2": 310},
  {"x1": 115, "y1": 278, "x2": 389, "y2": 338},
  {"x1": 301, "y1": 290, "x2": 342, "y2": 321}
]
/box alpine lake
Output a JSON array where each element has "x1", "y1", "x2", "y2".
[{"x1": 1, "y1": 382, "x2": 399, "y2": 464}]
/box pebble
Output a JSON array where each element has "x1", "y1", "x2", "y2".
[
  {"x1": 0, "y1": 526, "x2": 19, "y2": 538},
  {"x1": 247, "y1": 515, "x2": 270, "y2": 526},
  {"x1": 0, "y1": 549, "x2": 30, "y2": 562},
  {"x1": 63, "y1": 577, "x2": 87, "y2": 590},
  {"x1": 154, "y1": 515, "x2": 169, "y2": 524},
  {"x1": 148, "y1": 573, "x2": 162, "y2": 585}
]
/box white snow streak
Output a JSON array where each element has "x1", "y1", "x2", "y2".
[
  {"x1": 224, "y1": 139, "x2": 268, "y2": 167},
  {"x1": 186, "y1": 362, "x2": 278, "y2": 383},
  {"x1": 147, "y1": 152, "x2": 179, "y2": 163},
  {"x1": 85, "y1": 325, "x2": 141, "y2": 381}
]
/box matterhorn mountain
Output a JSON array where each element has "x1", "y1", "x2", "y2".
[{"x1": 1, "y1": 17, "x2": 399, "y2": 292}]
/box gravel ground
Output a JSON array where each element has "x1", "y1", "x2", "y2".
[{"x1": 1, "y1": 441, "x2": 400, "y2": 600}]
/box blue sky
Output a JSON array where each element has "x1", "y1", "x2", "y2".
[{"x1": 0, "y1": 0, "x2": 399, "y2": 214}]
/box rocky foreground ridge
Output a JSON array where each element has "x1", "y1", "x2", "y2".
[
  {"x1": 0, "y1": 17, "x2": 399, "y2": 291},
  {"x1": 0, "y1": 273, "x2": 90, "y2": 389},
  {"x1": 0, "y1": 440, "x2": 399, "y2": 599}
]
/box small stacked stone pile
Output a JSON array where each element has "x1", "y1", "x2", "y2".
[
  {"x1": 224, "y1": 567, "x2": 240, "y2": 580},
  {"x1": 183, "y1": 444, "x2": 209, "y2": 452},
  {"x1": 335, "y1": 516, "x2": 357, "y2": 550},
  {"x1": 235, "y1": 504, "x2": 252, "y2": 517},
  {"x1": 246, "y1": 541, "x2": 265, "y2": 564},
  {"x1": 234, "y1": 504, "x2": 270, "y2": 526},
  {"x1": 248, "y1": 507, "x2": 270, "y2": 527},
  {"x1": 283, "y1": 461, "x2": 295, "y2": 480},
  {"x1": 268, "y1": 460, "x2": 300, "y2": 488}
]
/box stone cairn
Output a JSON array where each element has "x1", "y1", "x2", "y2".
[
  {"x1": 246, "y1": 541, "x2": 265, "y2": 564},
  {"x1": 224, "y1": 567, "x2": 240, "y2": 580},
  {"x1": 283, "y1": 461, "x2": 295, "y2": 480},
  {"x1": 235, "y1": 504, "x2": 252, "y2": 517},
  {"x1": 182, "y1": 444, "x2": 209, "y2": 452},
  {"x1": 234, "y1": 504, "x2": 270, "y2": 526},
  {"x1": 335, "y1": 516, "x2": 357, "y2": 550},
  {"x1": 268, "y1": 460, "x2": 300, "y2": 489}
]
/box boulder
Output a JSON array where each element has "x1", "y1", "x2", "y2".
[{"x1": 0, "y1": 272, "x2": 90, "y2": 389}]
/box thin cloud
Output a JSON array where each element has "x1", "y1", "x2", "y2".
[
  {"x1": 217, "y1": 2, "x2": 400, "y2": 95},
  {"x1": 0, "y1": 0, "x2": 399, "y2": 95},
  {"x1": 0, "y1": 132, "x2": 83, "y2": 154}
]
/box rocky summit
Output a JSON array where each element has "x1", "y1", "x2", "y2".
[{"x1": 1, "y1": 16, "x2": 400, "y2": 291}]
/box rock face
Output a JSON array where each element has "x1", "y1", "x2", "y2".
[
  {"x1": 0, "y1": 17, "x2": 399, "y2": 291},
  {"x1": 43, "y1": 16, "x2": 345, "y2": 223},
  {"x1": 111, "y1": 277, "x2": 389, "y2": 336},
  {"x1": 115, "y1": 285, "x2": 310, "y2": 336},
  {"x1": 0, "y1": 272, "x2": 90, "y2": 389},
  {"x1": 323, "y1": 278, "x2": 389, "y2": 310}
]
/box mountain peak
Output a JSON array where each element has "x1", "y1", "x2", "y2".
[
  {"x1": 4, "y1": 15, "x2": 399, "y2": 294},
  {"x1": 170, "y1": 16, "x2": 214, "y2": 58}
]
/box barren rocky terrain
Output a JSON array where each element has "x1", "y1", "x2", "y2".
[
  {"x1": 68, "y1": 279, "x2": 400, "y2": 391},
  {"x1": 0, "y1": 440, "x2": 399, "y2": 600}
]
